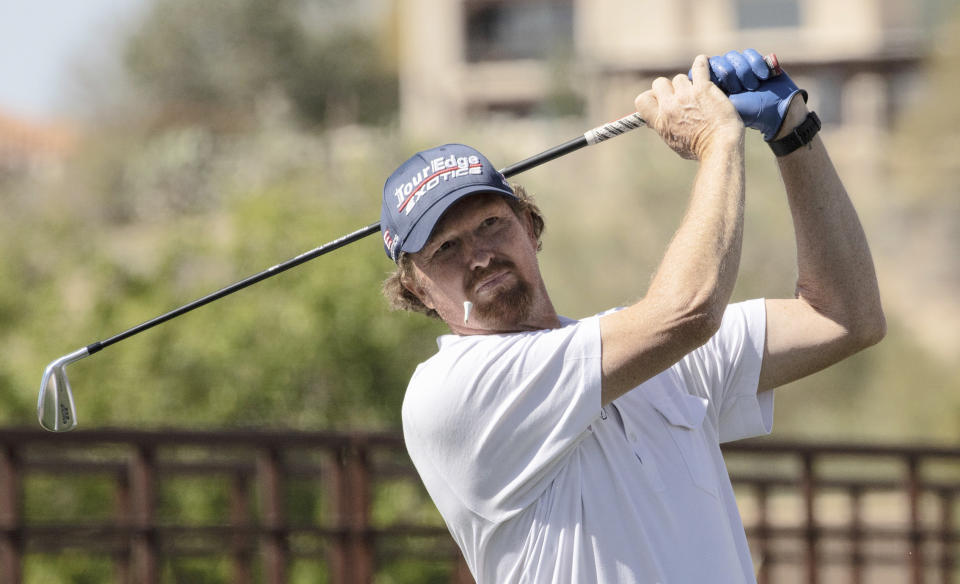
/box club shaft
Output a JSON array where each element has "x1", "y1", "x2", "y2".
[
  {"x1": 84, "y1": 113, "x2": 648, "y2": 354},
  {"x1": 86, "y1": 51, "x2": 782, "y2": 352},
  {"x1": 499, "y1": 135, "x2": 588, "y2": 177},
  {"x1": 90, "y1": 222, "x2": 381, "y2": 354},
  {"x1": 44, "y1": 54, "x2": 782, "y2": 434}
]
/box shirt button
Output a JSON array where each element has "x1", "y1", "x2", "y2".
[{"x1": 629, "y1": 433, "x2": 638, "y2": 442}]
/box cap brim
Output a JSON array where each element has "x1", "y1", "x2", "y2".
[{"x1": 399, "y1": 184, "x2": 516, "y2": 255}]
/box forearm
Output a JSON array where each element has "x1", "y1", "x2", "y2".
[
  {"x1": 649, "y1": 133, "x2": 746, "y2": 327},
  {"x1": 600, "y1": 56, "x2": 748, "y2": 403},
  {"x1": 691, "y1": 49, "x2": 885, "y2": 393},
  {"x1": 600, "y1": 133, "x2": 745, "y2": 402},
  {"x1": 776, "y1": 101, "x2": 885, "y2": 341}
]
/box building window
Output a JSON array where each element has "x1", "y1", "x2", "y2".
[
  {"x1": 814, "y1": 71, "x2": 843, "y2": 126},
  {"x1": 735, "y1": 0, "x2": 800, "y2": 29},
  {"x1": 465, "y1": 0, "x2": 574, "y2": 62}
]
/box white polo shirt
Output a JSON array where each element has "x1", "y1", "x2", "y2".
[{"x1": 402, "y1": 299, "x2": 772, "y2": 583}]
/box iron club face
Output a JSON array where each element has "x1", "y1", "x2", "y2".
[{"x1": 37, "y1": 347, "x2": 88, "y2": 432}]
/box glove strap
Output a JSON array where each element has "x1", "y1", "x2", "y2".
[{"x1": 768, "y1": 111, "x2": 821, "y2": 157}]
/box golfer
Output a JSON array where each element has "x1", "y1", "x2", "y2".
[{"x1": 380, "y1": 50, "x2": 884, "y2": 583}]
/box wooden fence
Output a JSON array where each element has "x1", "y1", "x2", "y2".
[{"x1": 0, "y1": 428, "x2": 958, "y2": 583}]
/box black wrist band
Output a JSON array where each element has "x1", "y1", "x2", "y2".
[{"x1": 768, "y1": 111, "x2": 821, "y2": 157}]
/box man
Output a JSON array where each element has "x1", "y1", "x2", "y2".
[{"x1": 379, "y1": 50, "x2": 884, "y2": 583}]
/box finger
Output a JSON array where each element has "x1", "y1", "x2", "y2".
[
  {"x1": 709, "y1": 55, "x2": 742, "y2": 94},
  {"x1": 634, "y1": 90, "x2": 659, "y2": 122},
  {"x1": 725, "y1": 50, "x2": 759, "y2": 90},
  {"x1": 687, "y1": 54, "x2": 709, "y2": 84},
  {"x1": 672, "y1": 72, "x2": 692, "y2": 92},
  {"x1": 651, "y1": 76, "x2": 674, "y2": 97},
  {"x1": 742, "y1": 48, "x2": 770, "y2": 80}
]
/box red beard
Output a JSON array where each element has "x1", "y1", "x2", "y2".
[{"x1": 466, "y1": 259, "x2": 534, "y2": 327}]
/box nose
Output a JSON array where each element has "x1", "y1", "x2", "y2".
[{"x1": 464, "y1": 236, "x2": 494, "y2": 271}]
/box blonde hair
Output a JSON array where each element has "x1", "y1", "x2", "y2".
[{"x1": 381, "y1": 184, "x2": 544, "y2": 319}]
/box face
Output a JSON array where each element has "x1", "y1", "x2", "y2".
[{"x1": 404, "y1": 193, "x2": 556, "y2": 334}]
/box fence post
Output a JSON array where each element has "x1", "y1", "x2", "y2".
[
  {"x1": 329, "y1": 441, "x2": 373, "y2": 584},
  {"x1": 452, "y1": 551, "x2": 474, "y2": 584},
  {"x1": 231, "y1": 471, "x2": 253, "y2": 584},
  {"x1": 129, "y1": 444, "x2": 158, "y2": 584},
  {"x1": 802, "y1": 452, "x2": 818, "y2": 584},
  {"x1": 346, "y1": 444, "x2": 372, "y2": 584},
  {"x1": 328, "y1": 447, "x2": 349, "y2": 584},
  {"x1": 850, "y1": 486, "x2": 863, "y2": 584},
  {"x1": 0, "y1": 444, "x2": 22, "y2": 584},
  {"x1": 113, "y1": 470, "x2": 131, "y2": 584},
  {"x1": 908, "y1": 456, "x2": 924, "y2": 584},
  {"x1": 756, "y1": 482, "x2": 770, "y2": 584},
  {"x1": 258, "y1": 447, "x2": 287, "y2": 584},
  {"x1": 940, "y1": 489, "x2": 954, "y2": 584}
]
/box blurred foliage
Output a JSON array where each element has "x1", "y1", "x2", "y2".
[
  {"x1": 537, "y1": 46, "x2": 586, "y2": 118},
  {"x1": 881, "y1": 2, "x2": 960, "y2": 366},
  {"x1": 0, "y1": 122, "x2": 443, "y2": 430},
  {"x1": 0, "y1": 0, "x2": 952, "y2": 438},
  {"x1": 0, "y1": 0, "x2": 430, "y2": 432},
  {"x1": 890, "y1": 2, "x2": 960, "y2": 203},
  {"x1": 123, "y1": 0, "x2": 397, "y2": 129},
  {"x1": 3, "y1": 0, "x2": 960, "y2": 581}
]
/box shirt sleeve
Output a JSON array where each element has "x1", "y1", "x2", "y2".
[
  {"x1": 671, "y1": 299, "x2": 773, "y2": 443},
  {"x1": 402, "y1": 317, "x2": 603, "y2": 523}
]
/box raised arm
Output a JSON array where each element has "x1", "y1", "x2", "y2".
[
  {"x1": 706, "y1": 49, "x2": 885, "y2": 392},
  {"x1": 758, "y1": 98, "x2": 885, "y2": 391},
  {"x1": 702, "y1": 49, "x2": 885, "y2": 392},
  {"x1": 598, "y1": 55, "x2": 746, "y2": 405}
]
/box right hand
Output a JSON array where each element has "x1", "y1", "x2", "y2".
[{"x1": 634, "y1": 54, "x2": 743, "y2": 160}]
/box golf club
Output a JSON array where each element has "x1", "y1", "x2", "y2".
[
  {"x1": 37, "y1": 53, "x2": 781, "y2": 432},
  {"x1": 36, "y1": 111, "x2": 649, "y2": 432}
]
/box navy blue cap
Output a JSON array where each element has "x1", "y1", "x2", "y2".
[{"x1": 381, "y1": 144, "x2": 515, "y2": 262}]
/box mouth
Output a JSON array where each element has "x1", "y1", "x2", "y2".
[{"x1": 473, "y1": 269, "x2": 512, "y2": 296}]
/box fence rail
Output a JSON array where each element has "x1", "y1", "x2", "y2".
[{"x1": 1, "y1": 428, "x2": 958, "y2": 583}]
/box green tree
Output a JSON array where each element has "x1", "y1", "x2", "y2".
[
  {"x1": 122, "y1": 0, "x2": 398, "y2": 129},
  {"x1": 1, "y1": 120, "x2": 441, "y2": 430}
]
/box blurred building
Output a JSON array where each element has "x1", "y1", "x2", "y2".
[
  {"x1": 395, "y1": 0, "x2": 960, "y2": 362},
  {"x1": 0, "y1": 109, "x2": 75, "y2": 178},
  {"x1": 397, "y1": 0, "x2": 945, "y2": 135}
]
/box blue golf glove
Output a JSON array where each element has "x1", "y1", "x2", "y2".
[{"x1": 706, "y1": 49, "x2": 807, "y2": 141}]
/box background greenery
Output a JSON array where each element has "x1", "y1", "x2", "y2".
[
  {"x1": 1, "y1": 0, "x2": 959, "y2": 580},
  {"x1": 2, "y1": 0, "x2": 955, "y2": 439}
]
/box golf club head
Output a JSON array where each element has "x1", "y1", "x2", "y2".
[{"x1": 37, "y1": 348, "x2": 88, "y2": 432}]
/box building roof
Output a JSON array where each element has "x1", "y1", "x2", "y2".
[{"x1": 0, "y1": 108, "x2": 76, "y2": 172}]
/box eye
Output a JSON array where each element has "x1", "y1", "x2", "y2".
[
  {"x1": 433, "y1": 240, "x2": 455, "y2": 258},
  {"x1": 480, "y1": 216, "x2": 500, "y2": 228}
]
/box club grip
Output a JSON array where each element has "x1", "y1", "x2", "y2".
[
  {"x1": 764, "y1": 53, "x2": 782, "y2": 76},
  {"x1": 583, "y1": 53, "x2": 780, "y2": 147},
  {"x1": 583, "y1": 113, "x2": 647, "y2": 146}
]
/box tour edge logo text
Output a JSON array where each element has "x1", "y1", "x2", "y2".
[{"x1": 394, "y1": 154, "x2": 484, "y2": 215}]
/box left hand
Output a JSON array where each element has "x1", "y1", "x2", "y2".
[{"x1": 706, "y1": 49, "x2": 807, "y2": 141}]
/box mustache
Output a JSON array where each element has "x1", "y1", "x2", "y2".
[{"x1": 465, "y1": 258, "x2": 517, "y2": 293}]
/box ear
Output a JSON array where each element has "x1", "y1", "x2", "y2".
[
  {"x1": 401, "y1": 269, "x2": 436, "y2": 311},
  {"x1": 521, "y1": 209, "x2": 539, "y2": 249}
]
